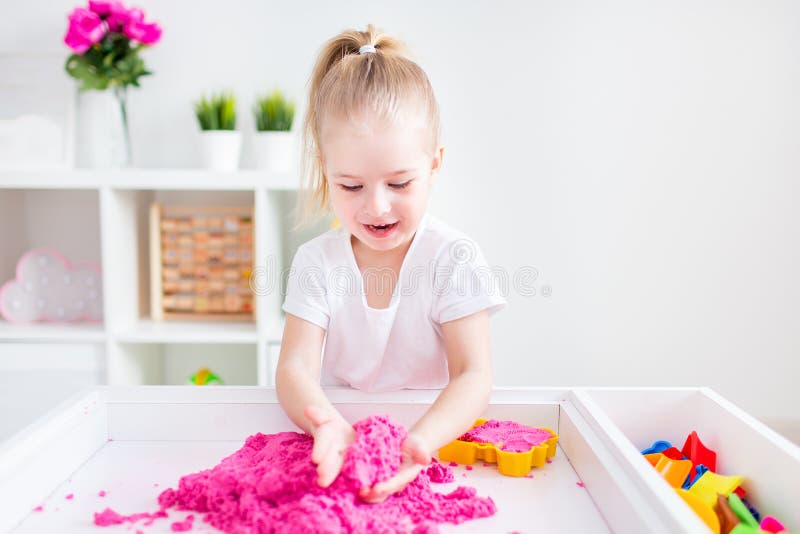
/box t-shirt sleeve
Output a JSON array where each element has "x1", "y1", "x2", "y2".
[
  {"x1": 281, "y1": 244, "x2": 330, "y2": 330},
  {"x1": 431, "y1": 237, "x2": 507, "y2": 324}
]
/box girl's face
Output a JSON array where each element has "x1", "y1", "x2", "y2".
[{"x1": 321, "y1": 113, "x2": 443, "y2": 254}]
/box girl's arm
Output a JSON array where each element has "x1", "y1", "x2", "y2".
[
  {"x1": 410, "y1": 309, "x2": 493, "y2": 451},
  {"x1": 275, "y1": 313, "x2": 355, "y2": 487},
  {"x1": 360, "y1": 309, "x2": 492, "y2": 502}
]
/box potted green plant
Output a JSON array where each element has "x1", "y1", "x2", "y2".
[
  {"x1": 194, "y1": 91, "x2": 241, "y2": 172},
  {"x1": 252, "y1": 90, "x2": 296, "y2": 172}
]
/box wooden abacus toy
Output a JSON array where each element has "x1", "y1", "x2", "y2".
[{"x1": 149, "y1": 203, "x2": 254, "y2": 321}]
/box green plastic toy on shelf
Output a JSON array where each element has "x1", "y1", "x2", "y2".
[{"x1": 188, "y1": 368, "x2": 223, "y2": 386}]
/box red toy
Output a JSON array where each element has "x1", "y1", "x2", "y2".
[
  {"x1": 661, "y1": 447, "x2": 684, "y2": 460},
  {"x1": 681, "y1": 431, "x2": 717, "y2": 473}
]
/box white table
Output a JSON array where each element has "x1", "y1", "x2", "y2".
[{"x1": 1, "y1": 387, "x2": 798, "y2": 533}]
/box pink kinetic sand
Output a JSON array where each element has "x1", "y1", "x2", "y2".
[
  {"x1": 94, "y1": 508, "x2": 168, "y2": 526},
  {"x1": 460, "y1": 420, "x2": 552, "y2": 453},
  {"x1": 95, "y1": 415, "x2": 495, "y2": 533},
  {"x1": 171, "y1": 514, "x2": 194, "y2": 531},
  {"x1": 425, "y1": 463, "x2": 455, "y2": 484}
]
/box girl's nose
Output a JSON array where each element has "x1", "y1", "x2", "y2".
[{"x1": 364, "y1": 187, "x2": 391, "y2": 217}]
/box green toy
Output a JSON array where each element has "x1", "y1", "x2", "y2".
[{"x1": 188, "y1": 368, "x2": 223, "y2": 386}]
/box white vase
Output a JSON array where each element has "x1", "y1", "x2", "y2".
[
  {"x1": 199, "y1": 130, "x2": 242, "y2": 172},
  {"x1": 75, "y1": 86, "x2": 132, "y2": 168},
  {"x1": 252, "y1": 131, "x2": 294, "y2": 173}
]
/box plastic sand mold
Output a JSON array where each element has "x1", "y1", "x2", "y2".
[{"x1": 438, "y1": 419, "x2": 558, "y2": 477}]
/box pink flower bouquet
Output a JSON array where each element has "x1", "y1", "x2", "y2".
[{"x1": 64, "y1": 0, "x2": 162, "y2": 90}]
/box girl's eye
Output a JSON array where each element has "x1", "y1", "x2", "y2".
[{"x1": 339, "y1": 180, "x2": 412, "y2": 192}]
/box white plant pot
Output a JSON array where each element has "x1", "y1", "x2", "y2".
[
  {"x1": 252, "y1": 131, "x2": 295, "y2": 173},
  {"x1": 199, "y1": 130, "x2": 242, "y2": 172}
]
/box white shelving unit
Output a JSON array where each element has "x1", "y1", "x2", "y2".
[{"x1": 0, "y1": 169, "x2": 324, "y2": 388}]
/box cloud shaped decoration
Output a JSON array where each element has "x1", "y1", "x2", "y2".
[{"x1": 0, "y1": 249, "x2": 103, "y2": 323}]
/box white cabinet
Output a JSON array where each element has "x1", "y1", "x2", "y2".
[{"x1": 0, "y1": 170, "x2": 327, "y2": 389}]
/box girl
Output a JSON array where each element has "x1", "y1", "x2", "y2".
[{"x1": 276, "y1": 24, "x2": 505, "y2": 503}]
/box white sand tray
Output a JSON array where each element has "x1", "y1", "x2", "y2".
[{"x1": 1, "y1": 387, "x2": 729, "y2": 533}]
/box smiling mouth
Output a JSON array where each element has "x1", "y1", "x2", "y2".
[{"x1": 364, "y1": 222, "x2": 398, "y2": 237}]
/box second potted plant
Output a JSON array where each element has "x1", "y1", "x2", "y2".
[
  {"x1": 252, "y1": 90, "x2": 296, "y2": 173},
  {"x1": 194, "y1": 91, "x2": 241, "y2": 172}
]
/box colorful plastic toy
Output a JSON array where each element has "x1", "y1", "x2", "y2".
[
  {"x1": 644, "y1": 453, "x2": 693, "y2": 488},
  {"x1": 715, "y1": 493, "x2": 741, "y2": 534},
  {"x1": 689, "y1": 471, "x2": 743, "y2": 506},
  {"x1": 681, "y1": 430, "x2": 717, "y2": 473},
  {"x1": 675, "y1": 488, "x2": 720, "y2": 534},
  {"x1": 728, "y1": 493, "x2": 759, "y2": 528},
  {"x1": 759, "y1": 516, "x2": 786, "y2": 533},
  {"x1": 661, "y1": 447, "x2": 684, "y2": 460},
  {"x1": 682, "y1": 464, "x2": 709, "y2": 490},
  {"x1": 188, "y1": 368, "x2": 223, "y2": 386},
  {"x1": 641, "y1": 431, "x2": 790, "y2": 533},
  {"x1": 740, "y1": 497, "x2": 761, "y2": 522},
  {"x1": 728, "y1": 526, "x2": 763, "y2": 534},
  {"x1": 641, "y1": 440, "x2": 671, "y2": 455},
  {"x1": 437, "y1": 418, "x2": 558, "y2": 477}
]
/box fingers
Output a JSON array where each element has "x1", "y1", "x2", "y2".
[
  {"x1": 317, "y1": 442, "x2": 346, "y2": 488},
  {"x1": 359, "y1": 436, "x2": 430, "y2": 503},
  {"x1": 311, "y1": 430, "x2": 334, "y2": 465},
  {"x1": 403, "y1": 434, "x2": 431, "y2": 466},
  {"x1": 359, "y1": 463, "x2": 425, "y2": 503},
  {"x1": 358, "y1": 486, "x2": 381, "y2": 503},
  {"x1": 305, "y1": 408, "x2": 354, "y2": 488},
  {"x1": 410, "y1": 448, "x2": 431, "y2": 465},
  {"x1": 312, "y1": 424, "x2": 347, "y2": 487},
  {"x1": 392, "y1": 463, "x2": 425, "y2": 490}
]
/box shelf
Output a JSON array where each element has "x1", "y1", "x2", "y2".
[
  {"x1": 114, "y1": 320, "x2": 258, "y2": 344},
  {"x1": 0, "y1": 169, "x2": 300, "y2": 191},
  {"x1": 0, "y1": 174, "x2": 301, "y2": 386},
  {"x1": 0, "y1": 320, "x2": 106, "y2": 343},
  {"x1": 265, "y1": 314, "x2": 286, "y2": 344}
]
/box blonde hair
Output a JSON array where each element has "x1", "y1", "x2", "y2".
[{"x1": 299, "y1": 24, "x2": 441, "y2": 224}]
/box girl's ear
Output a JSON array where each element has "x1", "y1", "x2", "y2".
[{"x1": 430, "y1": 145, "x2": 444, "y2": 183}]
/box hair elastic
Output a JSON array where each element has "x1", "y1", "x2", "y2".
[{"x1": 358, "y1": 44, "x2": 377, "y2": 54}]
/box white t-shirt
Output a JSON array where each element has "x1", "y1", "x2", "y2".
[{"x1": 281, "y1": 213, "x2": 506, "y2": 392}]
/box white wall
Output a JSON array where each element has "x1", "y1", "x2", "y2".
[
  {"x1": 23, "y1": 190, "x2": 101, "y2": 265},
  {"x1": 2, "y1": 1, "x2": 798, "y2": 428},
  {"x1": 0, "y1": 191, "x2": 25, "y2": 284}
]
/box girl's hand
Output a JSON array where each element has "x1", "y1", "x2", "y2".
[
  {"x1": 305, "y1": 405, "x2": 356, "y2": 488},
  {"x1": 359, "y1": 432, "x2": 431, "y2": 503}
]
